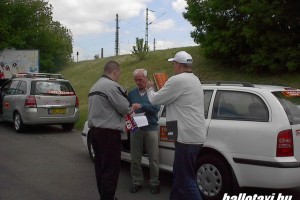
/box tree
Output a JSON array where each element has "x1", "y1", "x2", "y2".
[
  {"x1": 0, "y1": 0, "x2": 73, "y2": 72},
  {"x1": 184, "y1": 0, "x2": 300, "y2": 72},
  {"x1": 0, "y1": 0, "x2": 13, "y2": 49},
  {"x1": 94, "y1": 54, "x2": 100, "y2": 59},
  {"x1": 131, "y1": 38, "x2": 149, "y2": 61}
]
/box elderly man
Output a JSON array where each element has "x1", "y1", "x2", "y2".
[{"x1": 128, "y1": 69, "x2": 160, "y2": 194}]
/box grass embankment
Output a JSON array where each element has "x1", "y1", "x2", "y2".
[{"x1": 59, "y1": 46, "x2": 300, "y2": 130}]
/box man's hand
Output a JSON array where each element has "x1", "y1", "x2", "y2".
[
  {"x1": 132, "y1": 103, "x2": 142, "y2": 111},
  {"x1": 147, "y1": 80, "x2": 155, "y2": 89}
]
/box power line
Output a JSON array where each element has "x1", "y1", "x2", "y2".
[
  {"x1": 72, "y1": 41, "x2": 98, "y2": 54},
  {"x1": 149, "y1": 12, "x2": 166, "y2": 25},
  {"x1": 120, "y1": 19, "x2": 144, "y2": 33}
]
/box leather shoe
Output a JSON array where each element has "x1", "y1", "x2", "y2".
[
  {"x1": 129, "y1": 184, "x2": 142, "y2": 193},
  {"x1": 151, "y1": 185, "x2": 160, "y2": 194}
]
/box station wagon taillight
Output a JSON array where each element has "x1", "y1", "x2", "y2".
[
  {"x1": 75, "y1": 95, "x2": 79, "y2": 108},
  {"x1": 276, "y1": 129, "x2": 294, "y2": 157},
  {"x1": 24, "y1": 95, "x2": 37, "y2": 108}
]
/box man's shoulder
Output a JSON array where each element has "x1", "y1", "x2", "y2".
[
  {"x1": 177, "y1": 73, "x2": 199, "y2": 82},
  {"x1": 168, "y1": 73, "x2": 191, "y2": 83},
  {"x1": 89, "y1": 77, "x2": 117, "y2": 93},
  {"x1": 101, "y1": 77, "x2": 122, "y2": 89}
]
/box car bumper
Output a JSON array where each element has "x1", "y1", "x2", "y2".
[
  {"x1": 21, "y1": 108, "x2": 79, "y2": 124},
  {"x1": 232, "y1": 157, "x2": 300, "y2": 188}
]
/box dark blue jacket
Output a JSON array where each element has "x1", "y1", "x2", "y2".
[{"x1": 128, "y1": 88, "x2": 160, "y2": 131}]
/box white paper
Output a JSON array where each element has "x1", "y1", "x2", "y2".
[{"x1": 133, "y1": 115, "x2": 148, "y2": 127}]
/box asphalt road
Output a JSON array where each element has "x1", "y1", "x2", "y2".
[
  {"x1": 0, "y1": 121, "x2": 300, "y2": 200},
  {"x1": 0, "y1": 121, "x2": 172, "y2": 200}
]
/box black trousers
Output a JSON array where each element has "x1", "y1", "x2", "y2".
[{"x1": 91, "y1": 127, "x2": 121, "y2": 200}]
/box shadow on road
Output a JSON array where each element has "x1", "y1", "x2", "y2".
[{"x1": 0, "y1": 120, "x2": 76, "y2": 134}]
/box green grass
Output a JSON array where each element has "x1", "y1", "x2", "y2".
[{"x1": 59, "y1": 46, "x2": 300, "y2": 130}]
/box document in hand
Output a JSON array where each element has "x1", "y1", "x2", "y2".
[
  {"x1": 125, "y1": 114, "x2": 138, "y2": 133},
  {"x1": 132, "y1": 113, "x2": 148, "y2": 127},
  {"x1": 125, "y1": 113, "x2": 149, "y2": 133}
]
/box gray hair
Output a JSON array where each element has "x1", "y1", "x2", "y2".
[
  {"x1": 133, "y1": 68, "x2": 147, "y2": 77},
  {"x1": 181, "y1": 63, "x2": 193, "y2": 69}
]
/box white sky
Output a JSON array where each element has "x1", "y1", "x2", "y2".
[{"x1": 47, "y1": 0, "x2": 197, "y2": 61}]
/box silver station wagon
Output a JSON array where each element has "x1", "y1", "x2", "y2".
[
  {"x1": 0, "y1": 73, "x2": 79, "y2": 132},
  {"x1": 82, "y1": 81, "x2": 300, "y2": 200}
]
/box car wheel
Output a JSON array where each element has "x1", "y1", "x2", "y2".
[
  {"x1": 14, "y1": 112, "x2": 25, "y2": 133},
  {"x1": 196, "y1": 154, "x2": 233, "y2": 200},
  {"x1": 87, "y1": 132, "x2": 95, "y2": 162},
  {"x1": 61, "y1": 123, "x2": 74, "y2": 131}
]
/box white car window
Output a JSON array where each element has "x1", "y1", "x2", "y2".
[
  {"x1": 16, "y1": 81, "x2": 27, "y2": 94},
  {"x1": 7, "y1": 80, "x2": 19, "y2": 95},
  {"x1": 273, "y1": 91, "x2": 300, "y2": 125},
  {"x1": 204, "y1": 90, "x2": 213, "y2": 118},
  {"x1": 33, "y1": 81, "x2": 75, "y2": 96},
  {"x1": 212, "y1": 90, "x2": 269, "y2": 122}
]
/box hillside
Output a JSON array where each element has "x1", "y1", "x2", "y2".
[{"x1": 59, "y1": 46, "x2": 300, "y2": 129}]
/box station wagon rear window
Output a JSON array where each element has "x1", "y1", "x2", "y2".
[
  {"x1": 273, "y1": 91, "x2": 300, "y2": 125},
  {"x1": 31, "y1": 81, "x2": 75, "y2": 96}
]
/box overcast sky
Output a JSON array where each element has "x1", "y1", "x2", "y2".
[{"x1": 47, "y1": 0, "x2": 197, "y2": 61}]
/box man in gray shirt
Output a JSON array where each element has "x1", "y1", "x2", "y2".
[{"x1": 88, "y1": 60, "x2": 131, "y2": 200}]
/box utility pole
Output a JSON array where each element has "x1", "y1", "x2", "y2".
[
  {"x1": 153, "y1": 38, "x2": 156, "y2": 51},
  {"x1": 145, "y1": 8, "x2": 149, "y2": 48},
  {"x1": 76, "y1": 51, "x2": 79, "y2": 62},
  {"x1": 115, "y1": 14, "x2": 119, "y2": 56},
  {"x1": 146, "y1": 8, "x2": 155, "y2": 50}
]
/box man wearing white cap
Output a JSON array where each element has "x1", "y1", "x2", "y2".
[{"x1": 147, "y1": 51, "x2": 206, "y2": 200}]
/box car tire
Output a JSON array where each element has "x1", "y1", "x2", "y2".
[
  {"x1": 87, "y1": 132, "x2": 95, "y2": 162},
  {"x1": 195, "y1": 154, "x2": 233, "y2": 200},
  {"x1": 61, "y1": 123, "x2": 74, "y2": 131},
  {"x1": 14, "y1": 112, "x2": 25, "y2": 133}
]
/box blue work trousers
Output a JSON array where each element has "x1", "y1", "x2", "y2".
[{"x1": 169, "y1": 142, "x2": 203, "y2": 200}]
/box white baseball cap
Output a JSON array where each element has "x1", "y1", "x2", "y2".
[{"x1": 167, "y1": 51, "x2": 193, "y2": 64}]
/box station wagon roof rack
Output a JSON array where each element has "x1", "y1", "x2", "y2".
[
  {"x1": 13, "y1": 73, "x2": 64, "y2": 79},
  {"x1": 202, "y1": 81, "x2": 254, "y2": 87}
]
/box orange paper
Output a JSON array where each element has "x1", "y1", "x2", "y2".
[{"x1": 153, "y1": 73, "x2": 168, "y2": 90}]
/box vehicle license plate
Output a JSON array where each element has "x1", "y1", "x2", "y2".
[{"x1": 49, "y1": 108, "x2": 66, "y2": 114}]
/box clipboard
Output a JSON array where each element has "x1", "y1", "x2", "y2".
[{"x1": 153, "y1": 73, "x2": 168, "y2": 90}]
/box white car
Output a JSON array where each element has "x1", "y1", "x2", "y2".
[{"x1": 82, "y1": 82, "x2": 300, "y2": 200}]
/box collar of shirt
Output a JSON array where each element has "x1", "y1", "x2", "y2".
[
  {"x1": 138, "y1": 89, "x2": 146, "y2": 96},
  {"x1": 101, "y1": 74, "x2": 112, "y2": 80}
]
